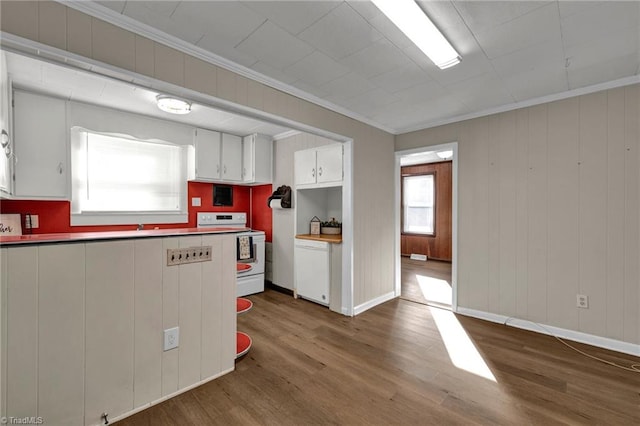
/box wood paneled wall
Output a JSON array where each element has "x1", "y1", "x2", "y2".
[
  {"x1": 0, "y1": 0, "x2": 396, "y2": 309},
  {"x1": 396, "y1": 84, "x2": 640, "y2": 346},
  {"x1": 401, "y1": 161, "x2": 452, "y2": 261}
]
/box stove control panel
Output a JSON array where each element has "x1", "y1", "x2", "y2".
[{"x1": 197, "y1": 212, "x2": 247, "y2": 227}]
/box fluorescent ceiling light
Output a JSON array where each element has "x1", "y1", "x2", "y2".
[
  {"x1": 156, "y1": 95, "x2": 191, "y2": 114},
  {"x1": 372, "y1": 0, "x2": 461, "y2": 69},
  {"x1": 436, "y1": 150, "x2": 453, "y2": 159}
]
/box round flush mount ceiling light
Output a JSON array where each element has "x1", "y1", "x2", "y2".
[
  {"x1": 156, "y1": 95, "x2": 192, "y2": 115},
  {"x1": 436, "y1": 150, "x2": 453, "y2": 159}
]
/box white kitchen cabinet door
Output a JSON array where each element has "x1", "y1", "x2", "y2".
[
  {"x1": 242, "y1": 134, "x2": 254, "y2": 183},
  {"x1": 243, "y1": 133, "x2": 273, "y2": 184},
  {"x1": 194, "y1": 128, "x2": 221, "y2": 180},
  {"x1": 221, "y1": 133, "x2": 242, "y2": 181},
  {"x1": 85, "y1": 241, "x2": 135, "y2": 426},
  {"x1": 316, "y1": 144, "x2": 343, "y2": 185},
  {"x1": 294, "y1": 148, "x2": 317, "y2": 186},
  {"x1": 0, "y1": 51, "x2": 11, "y2": 195},
  {"x1": 295, "y1": 240, "x2": 330, "y2": 306},
  {"x1": 13, "y1": 90, "x2": 68, "y2": 199}
]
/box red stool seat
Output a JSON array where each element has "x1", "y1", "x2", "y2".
[
  {"x1": 236, "y1": 332, "x2": 252, "y2": 359},
  {"x1": 236, "y1": 263, "x2": 252, "y2": 273},
  {"x1": 236, "y1": 297, "x2": 253, "y2": 314}
]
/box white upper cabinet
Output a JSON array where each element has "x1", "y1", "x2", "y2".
[
  {"x1": 193, "y1": 129, "x2": 243, "y2": 183},
  {"x1": 221, "y1": 133, "x2": 242, "y2": 182},
  {"x1": 242, "y1": 133, "x2": 273, "y2": 185},
  {"x1": 294, "y1": 143, "x2": 343, "y2": 188},
  {"x1": 194, "y1": 128, "x2": 221, "y2": 180},
  {"x1": 0, "y1": 51, "x2": 11, "y2": 195},
  {"x1": 13, "y1": 90, "x2": 68, "y2": 199}
]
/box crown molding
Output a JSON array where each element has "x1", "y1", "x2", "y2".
[
  {"x1": 59, "y1": 1, "x2": 397, "y2": 135},
  {"x1": 397, "y1": 74, "x2": 640, "y2": 134}
]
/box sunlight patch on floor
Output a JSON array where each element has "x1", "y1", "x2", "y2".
[
  {"x1": 429, "y1": 307, "x2": 497, "y2": 382},
  {"x1": 416, "y1": 274, "x2": 452, "y2": 306}
]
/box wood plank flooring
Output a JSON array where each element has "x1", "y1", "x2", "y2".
[
  {"x1": 401, "y1": 256, "x2": 452, "y2": 308},
  {"x1": 116, "y1": 288, "x2": 640, "y2": 425}
]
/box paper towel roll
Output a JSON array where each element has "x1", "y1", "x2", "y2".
[{"x1": 269, "y1": 198, "x2": 284, "y2": 209}]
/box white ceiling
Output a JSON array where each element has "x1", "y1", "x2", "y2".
[
  {"x1": 5, "y1": 51, "x2": 293, "y2": 138},
  {"x1": 85, "y1": 0, "x2": 639, "y2": 134}
]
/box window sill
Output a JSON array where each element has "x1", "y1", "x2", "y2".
[{"x1": 71, "y1": 212, "x2": 188, "y2": 227}]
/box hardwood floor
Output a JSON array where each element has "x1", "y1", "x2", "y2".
[
  {"x1": 401, "y1": 256, "x2": 452, "y2": 308},
  {"x1": 116, "y1": 288, "x2": 639, "y2": 425}
]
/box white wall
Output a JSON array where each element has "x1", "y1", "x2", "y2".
[
  {"x1": 396, "y1": 84, "x2": 640, "y2": 346},
  {"x1": 272, "y1": 132, "x2": 335, "y2": 290}
]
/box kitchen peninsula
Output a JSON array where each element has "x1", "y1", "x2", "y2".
[{"x1": 0, "y1": 228, "x2": 239, "y2": 425}]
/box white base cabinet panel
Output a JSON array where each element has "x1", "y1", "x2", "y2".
[
  {"x1": 0, "y1": 234, "x2": 237, "y2": 425},
  {"x1": 295, "y1": 239, "x2": 330, "y2": 306}
]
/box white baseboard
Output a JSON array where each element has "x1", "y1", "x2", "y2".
[
  {"x1": 353, "y1": 291, "x2": 396, "y2": 316},
  {"x1": 457, "y1": 307, "x2": 640, "y2": 357},
  {"x1": 105, "y1": 366, "x2": 235, "y2": 425}
]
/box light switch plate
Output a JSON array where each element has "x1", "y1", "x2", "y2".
[{"x1": 192, "y1": 197, "x2": 201, "y2": 207}]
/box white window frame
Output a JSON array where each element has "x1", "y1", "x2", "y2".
[
  {"x1": 402, "y1": 173, "x2": 435, "y2": 235},
  {"x1": 70, "y1": 127, "x2": 190, "y2": 226}
]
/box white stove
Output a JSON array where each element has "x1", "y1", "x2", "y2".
[{"x1": 197, "y1": 212, "x2": 265, "y2": 297}]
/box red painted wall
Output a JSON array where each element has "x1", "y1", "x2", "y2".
[{"x1": 0, "y1": 181, "x2": 274, "y2": 241}]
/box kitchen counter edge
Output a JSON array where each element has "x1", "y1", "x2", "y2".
[
  {"x1": 295, "y1": 234, "x2": 342, "y2": 244},
  {"x1": 0, "y1": 227, "x2": 248, "y2": 246}
]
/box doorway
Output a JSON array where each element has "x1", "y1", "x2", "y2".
[{"x1": 394, "y1": 143, "x2": 458, "y2": 311}]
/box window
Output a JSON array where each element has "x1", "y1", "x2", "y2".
[
  {"x1": 402, "y1": 174, "x2": 435, "y2": 234},
  {"x1": 71, "y1": 128, "x2": 189, "y2": 225}
]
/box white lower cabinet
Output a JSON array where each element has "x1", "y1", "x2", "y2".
[
  {"x1": 295, "y1": 239, "x2": 331, "y2": 306},
  {"x1": 0, "y1": 234, "x2": 236, "y2": 425}
]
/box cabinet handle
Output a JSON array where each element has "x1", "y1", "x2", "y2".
[
  {"x1": 57, "y1": 162, "x2": 63, "y2": 174},
  {"x1": 243, "y1": 167, "x2": 246, "y2": 178},
  {"x1": 223, "y1": 165, "x2": 227, "y2": 175},
  {"x1": 318, "y1": 166, "x2": 323, "y2": 177},
  {"x1": 216, "y1": 164, "x2": 220, "y2": 174},
  {"x1": 312, "y1": 168, "x2": 315, "y2": 178}
]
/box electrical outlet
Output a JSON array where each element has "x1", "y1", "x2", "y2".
[
  {"x1": 25, "y1": 215, "x2": 39, "y2": 229},
  {"x1": 577, "y1": 294, "x2": 589, "y2": 309},
  {"x1": 164, "y1": 327, "x2": 179, "y2": 351}
]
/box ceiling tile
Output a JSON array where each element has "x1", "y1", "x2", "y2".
[
  {"x1": 170, "y1": 1, "x2": 265, "y2": 47},
  {"x1": 339, "y1": 38, "x2": 413, "y2": 79},
  {"x1": 564, "y1": 27, "x2": 639, "y2": 71},
  {"x1": 236, "y1": 21, "x2": 314, "y2": 69},
  {"x1": 503, "y1": 66, "x2": 568, "y2": 101},
  {"x1": 298, "y1": 3, "x2": 383, "y2": 60},
  {"x1": 393, "y1": 80, "x2": 447, "y2": 104},
  {"x1": 285, "y1": 51, "x2": 350, "y2": 87},
  {"x1": 342, "y1": 88, "x2": 401, "y2": 117},
  {"x1": 446, "y1": 73, "x2": 515, "y2": 110},
  {"x1": 345, "y1": 0, "x2": 381, "y2": 21},
  {"x1": 491, "y1": 39, "x2": 565, "y2": 79},
  {"x1": 122, "y1": 2, "x2": 205, "y2": 44},
  {"x1": 251, "y1": 61, "x2": 299, "y2": 85},
  {"x1": 568, "y1": 53, "x2": 639, "y2": 89},
  {"x1": 320, "y1": 72, "x2": 376, "y2": 102},
  {"x1": 474, "y1": 3, "x2": 561, "y2": 59},
  {"x1": 241, "y1": 1, "x2": 341, "y2": 35},
  {"x1": 130, "y1": 1, "x2": 180, "y2": 17},
  {"x1": 97, "y1": 1, "x2": 126, "y2": 14},
  {"x1": 453, "y1": 0, "x2": 552, "y2": 34},
  {"x1": 197, "y1": 35, "x2": 259, "y2": 68},
  {"x1": 369, "y1": 62, "x2": 432, "y2": 94},
  {"x1": 558, "y1": 1, "x2": 606, "y2": 19},
  {"x1": 561, "y1": 1, "x2": 639, "y2": 48}
]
